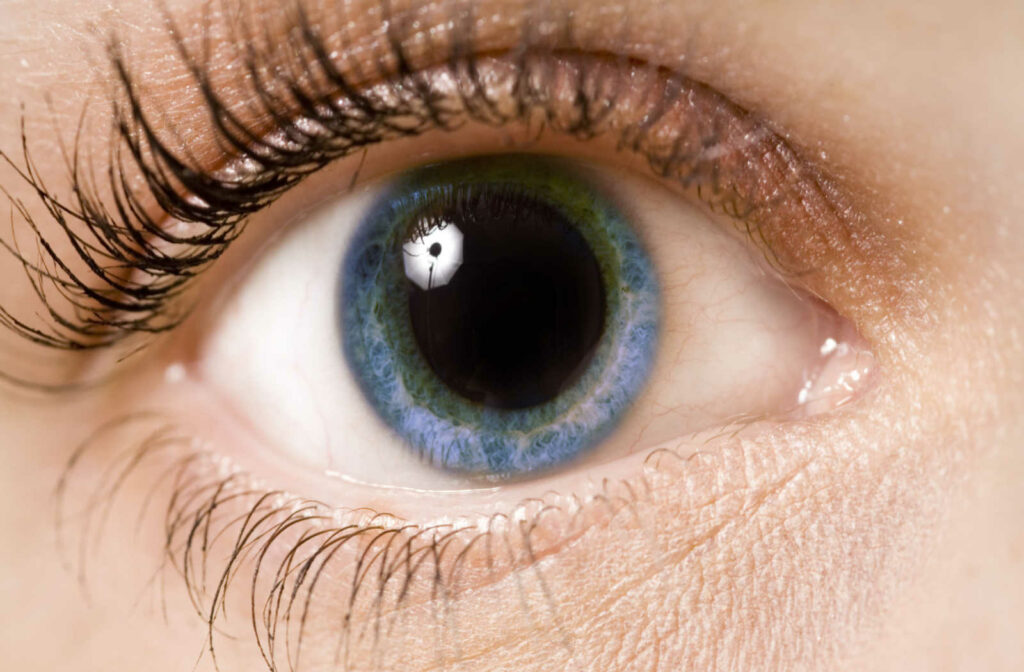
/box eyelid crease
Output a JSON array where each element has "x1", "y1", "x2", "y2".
[{"x1": 0, "y1": 0, "x2": 861, "y2": 367}]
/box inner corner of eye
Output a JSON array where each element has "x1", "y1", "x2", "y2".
[{"x1": 198, "y1": 154, "x2": 874, "y2": 492}]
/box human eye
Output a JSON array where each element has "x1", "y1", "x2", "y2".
[
  {"x1": 2, "y1": 2, "x2": 919, "y2": 670},
  {"x1": 198, "y1": 152, "x2": 867, "y2": 492}
]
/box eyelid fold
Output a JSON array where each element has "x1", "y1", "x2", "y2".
[{"x1": 0, "y1": 0, "x2": 883, "y2": 392}]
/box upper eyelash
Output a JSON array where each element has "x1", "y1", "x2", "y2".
[
  {"x1": 0, "y1": 0, "x2": 823, "y2": 356},
  {"x1": 24, "y1": 4, "x2": 877, "y2": 667}
]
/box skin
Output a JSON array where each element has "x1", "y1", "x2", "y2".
[{"x1": 1, "y1": 0, "x2": 1022, "y2": 671}]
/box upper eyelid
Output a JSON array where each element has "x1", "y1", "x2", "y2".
[{"x1": 0, "y1": 0, "x2": 869, "y2": 361}]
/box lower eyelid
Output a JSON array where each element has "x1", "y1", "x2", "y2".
[{"x1": 57, "y1": 377, "x2": 892, "y2": 671}]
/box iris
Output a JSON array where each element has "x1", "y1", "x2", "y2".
[{"x1": 341, "y1": 156, "x2": 659, "y2": 478}]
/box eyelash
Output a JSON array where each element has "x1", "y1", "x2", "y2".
[
  {"x1": 0, "y1": 0, "x2": 828, "y2": 355},
  {"x1": 55, "y1": 412, "x2": 654, "y2": 668},
  {"x1": 14, "y1": 2, "x2": 874, "y2": 666}
]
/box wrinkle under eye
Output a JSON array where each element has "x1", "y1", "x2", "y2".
[
  {"x1": 0, "y1": 3, "x2": 927, "y2": 672},
  {"x1": 342, "y1": 155, "x2": 660, "y2": 477}
]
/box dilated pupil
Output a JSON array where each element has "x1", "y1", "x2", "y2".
[{"x1": 406, "y1": 191, "x2": 606, "y2": 409}]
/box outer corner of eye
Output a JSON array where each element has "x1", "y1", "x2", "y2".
[{"x1": 194, "y1": 153, "x2": 874, "y2": 496}]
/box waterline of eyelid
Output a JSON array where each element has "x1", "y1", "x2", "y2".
[{"x1": 168, "y1": 292, "x2": 875, "y2": 495}]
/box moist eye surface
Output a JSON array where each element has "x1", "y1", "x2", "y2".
[
  {"x1": 341, "y1": 155, "x2": 660, "y2": 477},
  {"x1": 405, "y1": 184, "x2": 606, "y2": 410}
]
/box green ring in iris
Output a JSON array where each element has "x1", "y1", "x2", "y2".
[{"x1": 341, "y1": 155, "x2": 660, "y2": 475}]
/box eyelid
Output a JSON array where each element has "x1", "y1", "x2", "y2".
[
  {"x1": 31, "y1": 6, "x2": 913, "y2": 667},
  {"x1": 0, "y1": 0, "x2": 902, "y2": 392}
]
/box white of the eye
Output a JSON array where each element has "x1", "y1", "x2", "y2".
[
  {"x1": 201, "y1": 164, "x2": 865, "y2": 492},
  {"x1": 402, "y1": 222, "x2": 464, "y2": 290},
  {"x1": 201, "y1": 187, "x2": 477, "y2": 491}
]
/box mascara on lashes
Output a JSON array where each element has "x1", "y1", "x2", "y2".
[
  {"x1": 0, "y1": 1, "x2": 835, "y2": 367},
  {"x1": 29, "y1": 5, "x2": 883, "y2": 671}
]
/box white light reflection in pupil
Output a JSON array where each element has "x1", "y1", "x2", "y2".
[{"x1": 403, "y1": 222, "x2": 464, "y2": 290}]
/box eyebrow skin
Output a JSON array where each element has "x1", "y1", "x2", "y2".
[{"x1": 0, "y1": 2, "x2": 1022, "y2": 672}]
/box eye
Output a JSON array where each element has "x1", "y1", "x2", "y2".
[
  {"x1": 343, "y1": 156, "x2": 658, "y2": 477},
  {"x1": 16, "y1": 8, "x2": 910, "y2": 670},
  {"x1": 196, "y1": 152, "x2": 869, "y2": 490}
]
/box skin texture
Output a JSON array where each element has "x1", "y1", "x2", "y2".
[{"x1": 0, "y1": 1, "x2": 1022, "y2": 671}]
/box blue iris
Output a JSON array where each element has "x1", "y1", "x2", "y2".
[{"x1": 340, "y1": 156, "x2": 659, "y2": 478}]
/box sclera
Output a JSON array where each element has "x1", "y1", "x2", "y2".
[{"x1": 200, "y1": 157, "x2": 871, "y2": 491}]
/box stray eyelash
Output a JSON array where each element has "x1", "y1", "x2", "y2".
[{"x1": 0, "y1": 0, "x2": 840, "y2": 356}]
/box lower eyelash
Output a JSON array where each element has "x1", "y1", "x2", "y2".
[{"x1": 55, "y1": 412, "x2": 651, "y2": 669}]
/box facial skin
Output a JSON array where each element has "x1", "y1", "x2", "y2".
[{"x1": 1, "y1": 1, "x2": 1022, "y2": 671}]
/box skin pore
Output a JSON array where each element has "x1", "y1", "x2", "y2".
[{"x1": 1, "y1": 0, "x2": 1022, "y2": 671}]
